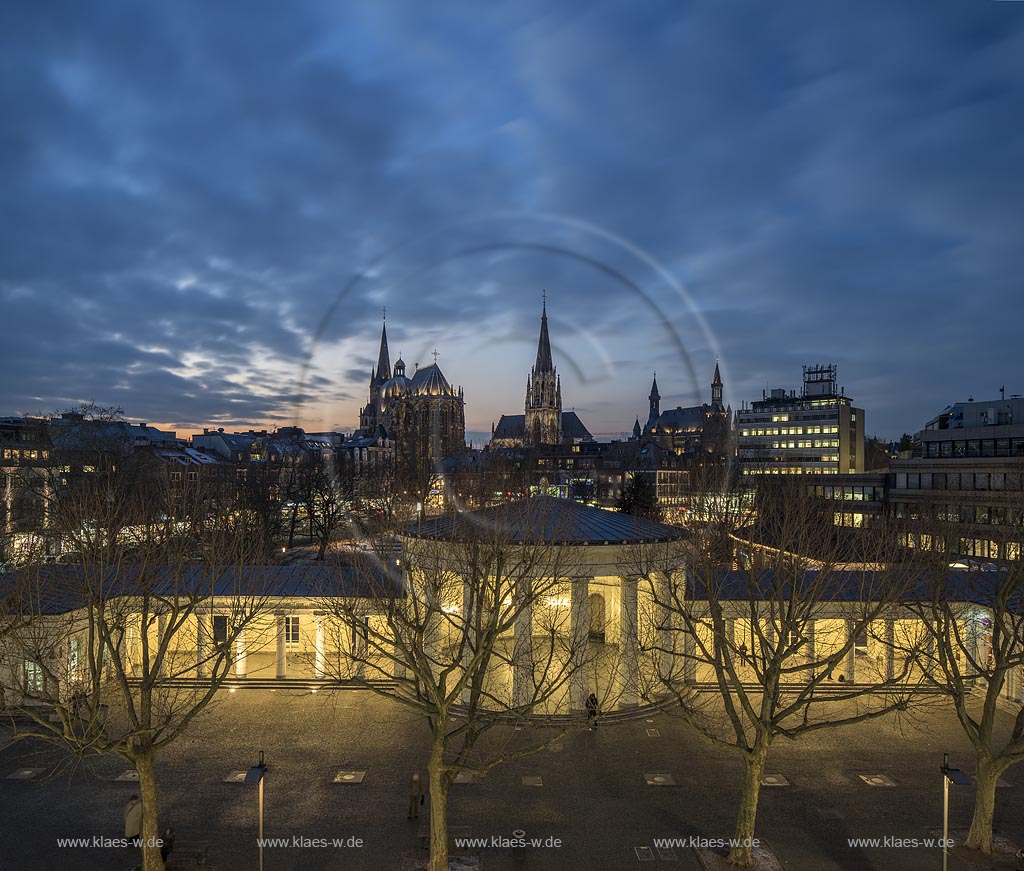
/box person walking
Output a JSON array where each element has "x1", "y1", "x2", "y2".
[
  {"x1": 160, "y1": 826, "x2": 175, "y2": 864},
  {"x1": 407, "y1": 771, "x2": 424, "y2": 820},
  {"x1": 123, "y1": 794, "x2": 143, "y2": 869},
  {"x1": 585, "y1": 692, "x2": 600, "y2": 729}
]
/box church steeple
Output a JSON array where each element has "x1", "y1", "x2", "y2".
[
  {"x1": 374, "y1": 318, "x2": 391, "y2": 385},
  {"x1": 534, "y1": 295, "x2": 554, "y2": 373},
  {"x1": 525, "y1": 294, "x2": 561, "y2": 445},
  {"x1": 647, "y1": 373, "x2": 661, "y2": 428},
  {"x1": 711, "y1": 356, "x2": 723, "y2": 410}
]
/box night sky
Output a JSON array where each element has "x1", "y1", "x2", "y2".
[{"x1": 2, "y1": 2, "x2": 1022, "y2": 444}]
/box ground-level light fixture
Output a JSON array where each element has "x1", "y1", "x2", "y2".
[
  {"x1": 940, "y1": 753, "x2": 971, "y2": 871},
  {"x1": 246, "y1": 750, "x2": 268, "y2": 871}
]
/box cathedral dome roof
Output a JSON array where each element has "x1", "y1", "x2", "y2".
[
  {"x1": 378, "y1": 373, "x2": 412, "y2": 412},
  {"x1": 410, "y1": 363, "x2": 453, "y2": 397}
]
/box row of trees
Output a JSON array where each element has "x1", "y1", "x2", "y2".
[{"x1": 2, "y1": 448, "x2": 1024, "y2": 869}]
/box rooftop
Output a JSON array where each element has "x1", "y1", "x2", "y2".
[{"x1": 401, "y1": 495, "x2": 686, "y2": 545}]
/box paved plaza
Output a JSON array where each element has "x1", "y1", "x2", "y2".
[{"x1": 1, "y1": 689, "x2": 1023, "y2": 870}]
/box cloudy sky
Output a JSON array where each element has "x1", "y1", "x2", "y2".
[{"x1": 2, "y1": 1, "x2": 1022, "y2": 443}]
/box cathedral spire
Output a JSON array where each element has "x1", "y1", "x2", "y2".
[
  {"x1": 534, "y1": 295, "x2": 554, "y2": 373},
  {"x1": 711, "y1": 356, "x2": 723, "y2": 410},
  {"x1": 374, "y1": 318, "x2": 391, "y2": 384},
  {"x1": 647, "y1": 372, "x2": 661, "y2": 428}
]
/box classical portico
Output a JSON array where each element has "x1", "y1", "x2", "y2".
[{"x1": 398, "y1": 496, "x2": 689, "y2": 713}]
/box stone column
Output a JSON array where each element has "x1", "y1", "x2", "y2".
[
  {"x1": 157, "y1": 613, "x2": 167, "y2": 677},
  {"x1": 513, "y1": 578, "x2": 534, "y2": 708},
  {"x1": 234, "y1": 628, "x2": 247, "y2": 678},
  {"x1": 764, "y1": 619, "x2": 776, "y2": 658},
  {"x1": 968, "y1": 616, "x2": 983, "y2": 679},
  {"x1": 844, "y1": 619, "x2": 856, "y2": 684},
  {"x1": 682, "y1": 626, "x2": 697, "y2": 684},
  {"x1": 422, "y1": 570, "x2": 441, "y2": 668},
  {"x1": 276, "y1": 613, "x2": 288, "y2": 679},
  {"x1": 655, "y1": 572, "x2": 675, "y2": 687},
  {"x1": 461, "y1": 579, "x2": 473, "y2": 705},
  {"x1": 352, "y1": 616, "x2": 368, "y2": 680},
  {"x1": 884, "y1": 619, "x2": 895, "y2": 681},
  {"x1": 1007, "y1": 665, "x2": 1020, "y2": 702},
  {"x1": 805, "y1": 619, "x2": 816, "y2": 676},
  {"x1": 569, "y1": 576, "x2": 591, "y2": 711},
  {"x1": 723, "y1": 618, "x2": 735, "y2": 658},
  {"x1": 129, "y1": 614, "x2": 142, "y2": 677},
  {"x1": 196, "y1": 612, "x2": 208, "y2": 679},
  {"x1": 314, "y1": 615, "x2": 326, "y2": 678},
  {"x1": 619, "y1": 577, "x2": 639, "y2": 708}
]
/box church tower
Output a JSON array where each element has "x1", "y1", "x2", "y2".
[
  {"x1": 647, "y1": 373, "x2": 661, "y2": 430},
  {"x1": 359, "y1": 318, "x2": 391, "y2": 431},
  {"x1": 524, "y1": 297, "x2": 562, "y2": 445},
  {"x1": 711, "y1": 357, "x2": 723, "y2": 410}
]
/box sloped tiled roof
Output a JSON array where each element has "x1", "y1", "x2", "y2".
[
  {"x1": 690, "y1": 568, "x2": 982, "y2": 604},
  {"x1": 492, "y1": 412, "x2": 592, "y2": 440},
  {"x1": 402, "y1": 495, "x2": 686, "y2": 545},
  {"x1": 2, "y1": 557, "x2": 402, "y2": 615}
]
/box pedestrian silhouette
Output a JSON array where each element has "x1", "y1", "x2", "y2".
[{"x1": 407, "y1": 771, "x2": 423, "y2": 820}]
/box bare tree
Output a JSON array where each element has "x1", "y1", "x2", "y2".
[
  {"x1": 0, "y1": 473, "x2": 275, "y2": 871},
  {"x1": 296, "y1": 451, "x2": 356, "y2": 559},
  {"x1": 632, "y1": 477, "x2": 922, "y2": 867},
  {"x1": 897, "y1": 478, "x2": 1024, "y2": 854},
  {"x1": 316, "y1": 502, "x2": 590, "y2": 871}
]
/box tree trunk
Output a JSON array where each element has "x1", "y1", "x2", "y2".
[
  {"x1": 427, "y1": 737, "x2": 450, "y2": 871},
  {"x1": 966, "y1": 754, "x2": 1002, "y2": 853},
  {"x1": 317, "y1": 535, "x2": 328, "y2": 561},
  {"x1": 728, "y1": 740, "x2": 768, "y2": 867},
  {"x1": 133, "y1": 744, "x2": 165, "y2": 871}
]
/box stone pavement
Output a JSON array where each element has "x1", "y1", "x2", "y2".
[{"x1": 1, "y1": 689, "x2": 1022, "y2": 870}]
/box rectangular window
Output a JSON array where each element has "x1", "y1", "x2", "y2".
[
  {"x1": 24, "y1": 660, "x2": 44, "y2": 695},
  {"x1": 68, "y1": 639, "x2": 80, "y2": 682},
  {"x1": 213, "y1": 615, "x2": 228, "y2": 646},
  {"x1": 285, "y1": 616, "x2": 300, "y2": 646}
]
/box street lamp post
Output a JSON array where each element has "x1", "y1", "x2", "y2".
[
  {"x1": 940, "y1": 752, "x2": 971, "y2": 871},
  {"x1": 245, "y1": 750, "x2": 268, "y2": 871}
]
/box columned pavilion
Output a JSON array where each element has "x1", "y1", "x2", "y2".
[{"x1": 397, "y1": 496, "x2": 689, "y2": 712}]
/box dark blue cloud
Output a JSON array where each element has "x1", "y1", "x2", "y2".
[{"x1": 1, "y1": 0, "x2": 1022, "y2": 438}]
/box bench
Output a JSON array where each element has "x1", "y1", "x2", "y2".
[
  {"x1": 164, "y1": 840, "x2": 210, "y2": 868},
  {"x1": 418, "y1": 824, "x2": 471, "y2": 850}
]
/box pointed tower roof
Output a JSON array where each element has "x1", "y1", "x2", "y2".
[
  {"x1": 534, "y1": 297, "x2": 554, "y2": 372},
  {"x1": 649, "y1": 373, "x2": 660, "y2": 400},
  {"x1": 712, "y1": 356, "x2": 722, "y2": 386},
  {"x1": 374, "y1": 319, "x2": 391, "y2": 384},
  {"x1": 632, "y1": 417, "x2": 642, "y2": 438}
]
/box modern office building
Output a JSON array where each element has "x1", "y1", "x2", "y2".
[
  {"x1": 890, "y1": 395, "x2": 1024, "y2": 561},
  {"x1": 737, "y1": 364, "x2": 864, "y2": 476}
]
